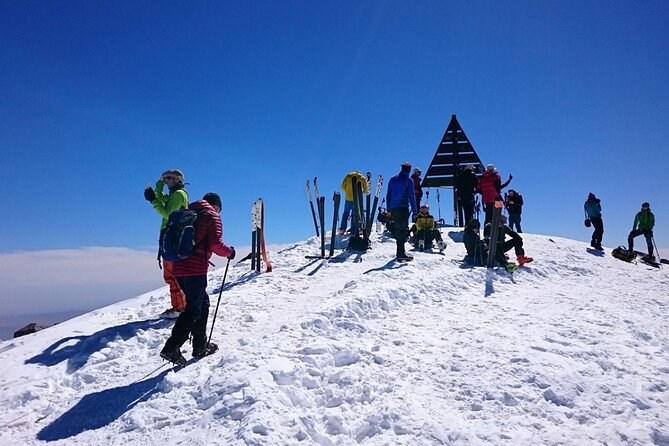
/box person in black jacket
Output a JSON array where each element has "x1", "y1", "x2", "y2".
[
  {"x1": 463, "y1": 219, "x2": 487, "y2": 265},
  {"x1": 456, "y1": 164, "x2": 479, "y2": 225},
  {"x1": 484, "y1": 214, "x2": 533, "y2": 266},
  {"x1": 505, "y1": 189, "x2": 524, "y2": 233}
]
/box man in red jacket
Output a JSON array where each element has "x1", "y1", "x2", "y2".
[
  {"x1": 478, "y1": 164, "x2": 512, "y2": 225},
  {"x1": 160, "y1": 192, "x2": 235, "y2": 365}
]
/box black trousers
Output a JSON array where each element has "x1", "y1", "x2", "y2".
[
  {"x1": 460, "y1": 196, "x2": 475, "y2": 226},
  {"x1": 414, "y1": 229, "x2": 443, "y2": 247},
  {"x1": 391, "y1": 207, "x2": 410, "y2": 257},
  {"x1": 163, "y1": 275, "x2": 210, "y2": 353},
  {"x1": 590, "y1": 217, "x2": 603, "y2": 244},
  {"x1": 628, "y1": 229, "x2": 653, "y2": 256}
]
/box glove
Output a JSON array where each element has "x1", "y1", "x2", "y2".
[
  {"x1": 227, "y1": 247, "x2": 236, "y2": 260},
  {"x1": 509, "y1": 174, "x2": 513, "y2": 180},
  {"x1": 412, "y1": 214, "x2": 418, "y2": 223},
  {"x1": 144, "y1": 187, "x2": 156, "y2": 202}
]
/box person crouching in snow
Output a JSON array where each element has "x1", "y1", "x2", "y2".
[
  {"x1": 410, "y1": 204, "x2": 446, "y2": 251},
  {"x1": 484, "y1": 214, "x2": 533, "y2": 267},
  {"x1": 160, "y1": 192, "x2": 236, "y2": 366},
  {"x1": 463, "y1": 219, "x2": 487, "y2": 266}
]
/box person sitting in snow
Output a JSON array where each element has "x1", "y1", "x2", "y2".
[
  {"x1": 628, "y1": 202, "x2": 655, "y2": 261},
  {"x1": 409, "y1": 204, "x2": 446, "y2": 251},
  {"x1": 484, "y1": 214, "x2": 533, "y2": 267},
  {"x1": 463, "y1": 219, "x2": 487, "y2": 265}
]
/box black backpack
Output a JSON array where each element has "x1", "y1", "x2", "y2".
[
  {"x1": 161, "y1": 209, "x2": 200, "y2": 262},
  {"x1": 347, "y1": 235, "x2": 370, "y2": 252},
  {"x1": 611, "y1": 246, "x2": 635, "y2": 262}
]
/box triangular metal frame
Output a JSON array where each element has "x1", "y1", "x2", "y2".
[
  {"x1": 421, "y1": 114, "x2": 485, "y2": 226},
  {"x1": 421, "y1": 114, "x2": 484, "y2": 188}
]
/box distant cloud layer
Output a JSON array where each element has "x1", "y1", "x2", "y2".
[{"x1": 0, "y1": 247, "x2": 164, "y2": 317}]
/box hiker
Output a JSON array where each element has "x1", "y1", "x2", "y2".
[
  {"x1": 457, "y1": 164, "x2": 479, "y2": 226},
  {"x1": 410, "y1": 204, "x2": 446, "y2": 251},
  {"x1": 484, "y1": 214, "x2": 533, "y2": 266},
  {"x1": 386, "y1": 162, "x2": 418, "y2": 261},
  {"x1": 411, "y1": 167, "x2": 423, "y2": 207},
  {"x1": 144, "y1": 169, "x2": 189, "y2": 319},
  {"x1": 505, "y1": 189, "x2": 524, "y2": 233},
  {"x1": 628, "y1": 202, "x2": 655, "y2": 261},
  {"x1": 160, "y1": 193, "x2": 236, "y2": 365},
  {"x1": 477, "y1": 164, "x2": 512, "y2": 225},
  {"x1": 463, "y1": 219, "x2": 487, "y2": 265},
  {"x1": 584, "y1": 192, "x2": 603, "y2": 250},
  {"x1": 339, "y1": 171, "x2": 369, "y2": 235}
]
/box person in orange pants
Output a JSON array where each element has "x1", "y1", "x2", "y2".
[{"x1": 144, "y1": 169, "x2": 189, "y2": 318}]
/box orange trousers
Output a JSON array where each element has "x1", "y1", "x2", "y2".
[{"x1": 162, "y1": 260, "x2": 186, "y2": 311}]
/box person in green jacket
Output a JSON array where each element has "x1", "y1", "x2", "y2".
[
  {"x1": 144, "y1": 169, "x2": 189, "y2": 318},
  {"x1": 628, "y1": 202, "x2": 656, "y2": 260}
]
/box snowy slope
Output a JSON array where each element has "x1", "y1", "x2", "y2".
[{"x1": 1, "y1": 230, "x2": 668, "y2": 446}]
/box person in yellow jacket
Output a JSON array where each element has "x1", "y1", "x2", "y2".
[
  {"x1": 410, "y1": 204, "x2": 446, "y2": 251},
  {"x1": 339, "y1": 171, "x2": 369, "y2": 235},
  {"x1": 144, "y1": 169, "x2": 189, "y2": 319}
]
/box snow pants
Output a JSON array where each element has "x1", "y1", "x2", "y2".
[
  {"x1": 163, "y1": 275, "x2": 210, "y2": 353},
  {"x1": 628, "y1": 229, "x2": 653, "y2": 256},
  {"x1": 508, "y1": 212, "x2": 522, "y2": 233},
  {"x1": 163, "y1": 260, "x2": 186, "y2": 312},
  {"x1": 590, "y1": 217, "x2": 603, "y2": 245},
  {"x1": 390, "y1": 207, "x2": 410, "y2": 257}
]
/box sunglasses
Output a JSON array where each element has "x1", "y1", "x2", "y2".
[{"x1": 163, "y1": 176, "x2": 177, "y2": 181}]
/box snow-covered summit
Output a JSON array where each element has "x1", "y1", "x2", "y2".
[{"x1": 1, "y1": 230, "x2": 668, "y2": 445}]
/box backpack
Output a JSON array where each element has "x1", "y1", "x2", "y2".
[
  {"x1": 347, "y1": 235, "x2": 370, "y2": 252},
  {"x1": 611, "y1": 246, "x2": 635, "y2": 263},
  {"x1": 161, "y1": 209, "x2": 201, "y2": 262}
]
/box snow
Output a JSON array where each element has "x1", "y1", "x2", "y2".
[{"x1": 1, "y1": 230, "x2": 668, "y2": 445}]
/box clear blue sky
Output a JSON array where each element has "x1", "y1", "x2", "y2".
[{"x1": 2, "y1": 1, "x2": 668, "y2": 253}]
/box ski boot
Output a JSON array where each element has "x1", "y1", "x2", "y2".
[
  {"x1": 418, "y1": 239, "x2": 425, "y2": 251},
  {"x1": 160, "y1": 347, "x2": 187, "y2": 366},
  {"x1": 437, "y1": 240, "x2": 446, "y2": 252},
  {"x1": 517, "y1": 255, "x2": 534, "y2": 266},
  {"x1": 193, "y1": 342, "x2": 219, "y2": 359}
]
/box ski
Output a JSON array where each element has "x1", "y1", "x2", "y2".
[
  {"x1": 365, "y1": 171, "x2": 372, "y2": 233},
  {"x1": 486, "y1": 200, "x2": 503, "y2": 268},
  {"x1": 306, "y1": 180, "x2": 319, "y2": 237},
  {"x1": 351, "y1": 176, "x2": 360, "y2": 235},
  {"x1": 258, "y1": 198, "x2": 273, "y2": 272},
  {"x1": 356, "y1": 179, "x2": 368, "y2": 244},
  {"x1": 330, "y1": 192, "x2": 341, "y2": 257},
  {"x1": 314, "y1": 177, "x2": 325, "y2": 257},
  {"x1": 367, "y1": 175, "x2": 384, "y2": 235}
]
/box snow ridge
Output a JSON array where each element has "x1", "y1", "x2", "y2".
[{"x1": 1, "y1": 231, "x2": 668, "y2": 445}]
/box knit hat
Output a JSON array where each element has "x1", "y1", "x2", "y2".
[
  {"x1": 413, "y1": 167, "x2": 422, "y2": 175},
  {"x1": 588, "y1": 192, "x2": 596, "y2": 200},
  {"x1": 420, "y1": 203, "x2": 429, "y2": 211},
  {"x1": 203, "y1": 192, "x2": 222, "y2": 210},
  {"x1": 486, "y1": 164, "x2": 495, "y2": 170},
  {"x1": 161, "y1": 169, "x2": 185, "y2": 183},
  {"x1": 401, "y1": 162, "x2": 411, "y2": 173},
  {"x1": 642, "y1": 202, "x2": 650, "y2": 208}
]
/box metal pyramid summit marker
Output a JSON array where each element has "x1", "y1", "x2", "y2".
[{"x1": 421, "y1": 114, "x2": 484, "y2": 188}]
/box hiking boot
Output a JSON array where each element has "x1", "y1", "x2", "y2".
[
  {"x1": 437, "y1": 240, "x2": 446, "y2": 251},
  {"x1": 396, "y1": 254, "x2": 414, "y2": 262},
  {"x1": 159, "y1": 308, "x2": 181, "y2": 319},
  {"x1": 517, "y1": 255, "x2": 534, "y2": 266},
  {"x1": 418, "y1": 240, "x2": 425, "y2": 250},
  {"x1": 160, "y1": 347, "x2": 186, "y2": 366},
  {"x1": 643, "y1": 254, "x2": 656, "y2": 262},
  {"x1": 594, "y1": 243, "x2": 603, "y2": 250},
  {"x1": 193, "y1": 342, "x2": 219, "y2": 359}
]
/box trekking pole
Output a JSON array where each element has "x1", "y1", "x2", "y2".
[
  {"x1": 651, "y1": 236, "x2": 663, "y2": 268},
  {"x1": 207, "y1": 258, "x2": 231, "y2": 345}
]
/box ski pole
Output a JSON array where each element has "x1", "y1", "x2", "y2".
[
  {"x1": 651, "y1": 236, "x2": 663, "y2": 268},
  {"x1": 207, "y1": 258, "x2": 231, "y2": 345}
]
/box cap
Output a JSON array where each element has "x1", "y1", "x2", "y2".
[
  {"x1": 588, "y1": 192, "x2": 596, "y2": 199},
  {"x1": 413, "y1": 167, "x2": 422, "y2": 175},
  {"x1": 203, "y1": 192, "x2": 222, "y2": 210},
  {"x1": 420, "y1": 203, "x2": 429, "y2": 210},
  {"x1": 642, "y1": 202, "x2": 650, "y2": 208},
  {"x1": 486, "y1": 164, "x2": 495, "y2": 170},
  {"x1": 401, "y1": 162, "x2": 411, "y2": 173}
]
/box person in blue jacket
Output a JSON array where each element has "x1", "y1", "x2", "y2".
[
  {"x1": 386, "y1": 162, "x2": 418, "y2": 261},
  {"x1": 584, "y1": 192, "x2": 603, "y2": 250}
]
